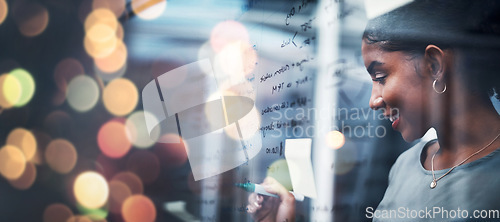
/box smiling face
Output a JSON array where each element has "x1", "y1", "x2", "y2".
[{"x1": 362, "y1": 40, "x2": 433, "y2": 142}]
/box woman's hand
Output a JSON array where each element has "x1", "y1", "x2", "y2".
[{"x1": 246, "y1": 177, "x2": 295, "y2": 222}]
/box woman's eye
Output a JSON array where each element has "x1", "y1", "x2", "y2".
[{"x1": 372, "y1": 73, "x2": 387, "y2": 84}]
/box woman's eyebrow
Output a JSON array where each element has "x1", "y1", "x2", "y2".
[{"x1": 367, "y1": 61, "x2": 384, "y2": 75}]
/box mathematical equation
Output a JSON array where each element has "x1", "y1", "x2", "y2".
[
  {"x1": 285, "y1": 0, "x2": 315, "y2": 25},
  {"x1": 271, "y1": 75, "x2": 313, "y2": 94},
  {"x1": 265, "y1": 141, "x2": 284, "y2": 156},
  {"x1": 260, "y1": 57, "x2": 313, "y2": 83},
  {"x1": 261, "y1": 96, "x2": 312, "y2": 116},
  {"x1": 259, "y1": 117, "x2": 310, "y2": 138}
]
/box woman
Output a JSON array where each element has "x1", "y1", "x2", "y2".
[{"x1": 248, "y1": 0, "x2": 500, "y2": 221}]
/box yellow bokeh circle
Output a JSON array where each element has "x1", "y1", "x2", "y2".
[
  {"x1": 0, "y1": 145, "x2": 27, "y2": 180},
  {"x1": 84, "y1": 8, "x2": 119, "y2": 59},
  {"x1": 103, "y1": 78, "x2": 138, "y2": 116},
  {"x1": 74, "y1": 171, "x2": 109, "y2": 209},
  {"x1": 84, "y1": 24, "x2": 118, "y2": 59},
  {"x1": 94, "y1": 39, "x2": 128, "y2": 74},
  {"x1": 84, "y1": 8, "x2": 118, "y2": 33},
  {"x1": 326, "y1": 130, "x2": 346, "y2": 149},
  {"x1": 0, "y1": 73, "x2": 21, "y2": 109},
  {"x1": 7, "y1": 128, "x2": 37, "y2": 161},
  {"x1": 10, "y1": 68, "x2": 35, "y2": 107}
]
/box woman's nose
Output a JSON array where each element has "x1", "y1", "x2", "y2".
[
  {"x1": 370, "y1": 96, "x2": 384, "y2": 110},
  {"x1": 369, "y1": 84, "x2": 384, "y2": 110}
]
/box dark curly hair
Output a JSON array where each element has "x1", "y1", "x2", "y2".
[{"x1": 363, "y1": 0, "x2": 500, "y2": 101}]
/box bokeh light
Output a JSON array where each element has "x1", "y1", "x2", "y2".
[
  {"x1": 153, "y1": 134, "x2": 188, "y2": 168},
  {"x1": 84, "y1": 23, "x2": 118, "y2": 59},
  {"x1": 10, "y1": 68, "x2": 35, "y2": 107},
  {"x1": 66, "y1": 75, "x2": 99, "y2": 112},
  {"x1": 92, "y1": 0, "x2": 126, "y2": 18},
  {"x1": 326, "y1": 130, "x2": 346, "y2": 149},
  {"x1": 111, "y1": 172, "x2": 143, "y2": 194},
  {"x1": 98, "y1": 119, "x2": 132, "y2": 158},
  {"x1": 103, "y1": 78, "x2": 138, "y2": 116},
  {"x1": 108, "y1": 180, "x2": 132, "y2": 214},
  {"x1": 122, "y1": 195, "x2": 156, "y2": 222},
  {"x1": 0, "y1": 145, "x2": 26, "y2": 180},
  {"x1": 0, "y1": 68, "x2": 35, "y2": 108},
  {"x1": 45, "y1": 139, "x2": 77, "y2": 174},
  {"x1": 0, "y1": 73, "x2": 21, "y2": 109},
  {"x1": 126, "y1": 111, "x2": 159, "y2": 148},
  {"x1": 210, "y1": 20, "x2": 249, "y2": 53},
  {"x1": 74, "y1": 171, "x2": 109, "y2": 209},
  {"x1": 53, "y1": 58, "x2": 84, "y2": 105},
  {"x1": 131, "y1": 0, "x2": 167, "y2": 20},
  {"x1": 12, "y1": 0, "x2": 49, "y2": 37},
  {"x1": 84, "y1": 8, "x2": 118, "y2": 34},
  {"x1": 67, "y1": 75, "x2": 100, "y2": 112},
  {"x1": 215, "y1": 41, "x2": 257, "y2": 78},
  {"x1": 95, "y1": 38, "x2": 128, "y2": 74},
  {"x1": 0, "y1": 0, "x2": 7, "y2": 25},
  {"x1": 126, "y1": 150, "x2": 160, "y2": 184},
  {"x1": 8, "y1": 161, "x2": 36, "y2": 190},
  {"x1": 84, "y1": 8, "x2": 119, "y2": 59},
  {"x1": 266, "y1": 159, "x2": 293, "y2": 191},
  {"x1": 7, "y1": 128, "x2": 37, "y2": 161},
  {"x1": 43, "y1": 203, "x2": 74, "y2": 222}
]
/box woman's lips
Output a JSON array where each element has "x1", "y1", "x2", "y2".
[{"x1": 389, "y1": 113, "x2": 400, "y2": 130}]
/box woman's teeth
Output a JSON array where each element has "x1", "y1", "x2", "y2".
[{"x1": 389, "y1": 114, "x2": 399, "y2": 123}]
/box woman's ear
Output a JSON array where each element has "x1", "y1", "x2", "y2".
[{"x1": 424, "y1": 45, "x2": 446, "y2": 80}]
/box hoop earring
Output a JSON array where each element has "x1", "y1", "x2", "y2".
[{"x1": 432, "y1": 79, "x2": 446, "y2": 94}]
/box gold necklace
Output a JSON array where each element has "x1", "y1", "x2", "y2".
[{"x1": 430, "y1": 131, "x2": 500, "y2": 189}]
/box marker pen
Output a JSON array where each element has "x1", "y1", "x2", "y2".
[{"x1": 235, "y1": 183, "x2": 304, "y2": 202}]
